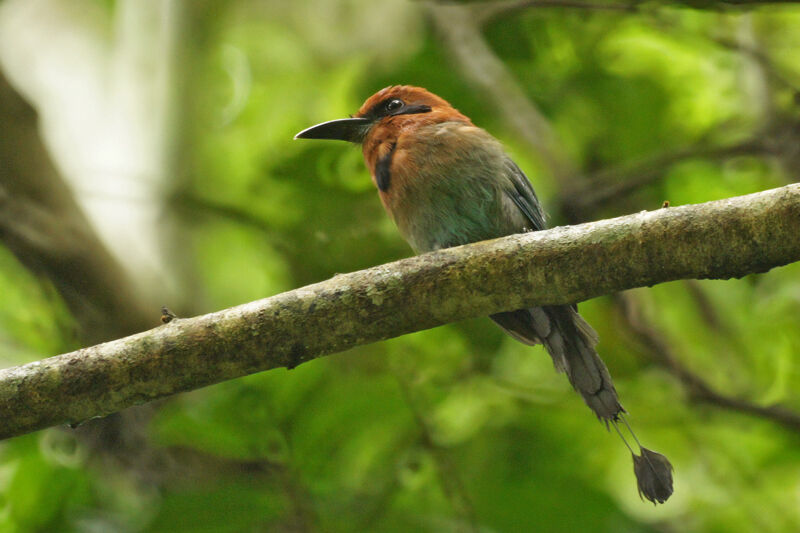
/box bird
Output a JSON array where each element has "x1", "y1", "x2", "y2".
[
  {"x1": 296, "y1": 85, "x2": 619, "y2": 418},
  {"x1": 295, "y1": 85, "x2": 673, "y2": 503}
]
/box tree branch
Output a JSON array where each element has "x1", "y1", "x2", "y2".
[
  {"x1": 470, "y1": 0, "x2": 638, "y2": 25},
  {"x1": 675, "y1": 0, "x2": 800, "y2": 8},
  {"x1": 713, "y1": 36, "x2": 800, "y2": 95},
  {"x1": 427, "y1": 2, "x2": 576, "y2": 181},
  {"x1": 427, "y1": 0, "x2": 800, "y2": 21},
  {"x1": 561, "y1": 137, "x2": 772, "y2": 216},
  {"x1": 0, "y1": 184, "x2": 799, "y2": 441}
]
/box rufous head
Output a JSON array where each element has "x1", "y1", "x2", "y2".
[{"x1": 294, "y1": 85, "x2": 471, "y2": 144}]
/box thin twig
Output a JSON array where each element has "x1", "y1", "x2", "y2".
[
  {"x1": 427, "y1": 2, "x2": 577, "y2": 183},
  {"x1": 614, "y1": 293, "x2": 800, "y2": 433},
  {"x1": 682, "y1": 280, "x2": 730, "y2": 334},
  {"x1": 715, "y1": 36, "x2": 800, "y2": 94},
  {"x1": 394, "y1": 373, "x2": 480, "y2": 532},
  {"x1": 470, "y1": 0, "x2": 639, "y2": 25},
  {"x1": 562, "y1": 137, "x2": 770, "y2": 216}
]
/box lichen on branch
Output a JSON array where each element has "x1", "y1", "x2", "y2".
[{"x1": 0, "y1": 183, "x2": 799, "y2": 441}]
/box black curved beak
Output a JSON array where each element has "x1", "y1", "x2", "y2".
[{"x1": 294, "y1": 117, "x2": 372, "y2": 143}]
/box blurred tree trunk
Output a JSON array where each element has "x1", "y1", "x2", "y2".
[
  {"x1": 0, "y1": 70, "x2": 155, "y2": 344},
  {"x1": 0, "y1": 0, "x2": 238, "y2": 489},
  {"x1": 0, "y1": 65, "x2": 169, "y2": 476}
]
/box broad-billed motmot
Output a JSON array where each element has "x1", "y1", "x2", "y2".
[{"x1": 296, "y1": 85, "x2": 673, "y2": 504}]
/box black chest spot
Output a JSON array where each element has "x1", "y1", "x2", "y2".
[{"x1": 375, "y1": 143, "x2": 396, "y2": 192}]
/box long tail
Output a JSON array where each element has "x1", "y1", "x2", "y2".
[
  {"x1": 493, "y1": 306, "x2": 675, "y2": 503},
  {"x1": 491, "y1": 305, "x2": 622, "y2": 420}
]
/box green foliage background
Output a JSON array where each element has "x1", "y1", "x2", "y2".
[{"x1": 2, "y1": 1, "x2": 800, "y2": 531}]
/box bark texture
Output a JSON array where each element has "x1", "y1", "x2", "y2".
[{"x1": 1, "y1": 183, "x2": 799, "y2": 440}]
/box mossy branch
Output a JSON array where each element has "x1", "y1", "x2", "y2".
[{"x1": 1, "y1": 184, "x2": 799, "y2": 440}]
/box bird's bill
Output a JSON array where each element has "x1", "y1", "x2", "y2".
[{"x1": 294, "y1": 117, "x2": 372, "y2": 143}]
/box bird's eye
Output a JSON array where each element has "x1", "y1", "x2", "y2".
[{"x1": 386, "y1": 99, "x2": 404, "y2": 111}]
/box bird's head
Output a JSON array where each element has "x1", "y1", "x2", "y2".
[{"x1": 294, "y1": 86, "x2": 470, "y2": 144}]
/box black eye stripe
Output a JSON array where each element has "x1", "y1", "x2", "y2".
[
  {"x1": 390, "y1": 104, "x2": 432, "y2": 116},
  {"x1": 364, "y1": 98, "x2": 432, "y2": 119}
]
